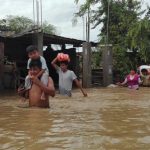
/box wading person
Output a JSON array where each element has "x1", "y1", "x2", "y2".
[
  {"x1": 18, "y1": 59, "x2": 55, "y2": 108},
  {"x1": 140, "y1": 68, "x2": 150, "y2": 86},
  {"x1": 51, "y1": 53, "x2": 87, "y2": 97},
  {"x1": 117, "y1": 70, "x2": 142, "y2": 90},
  {"x1": 18, "y1": 45, "x2": 49, "y2": 101}
]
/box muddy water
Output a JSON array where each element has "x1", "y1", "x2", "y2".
[{"x1": 0, "y1": 88, "x2": 150, "y2": 150}]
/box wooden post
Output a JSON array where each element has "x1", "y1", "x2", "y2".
[
  {"x1": 102, "y1": 45, "x2": 113, "y2": 86},
  {"x1": 0, "y1": 42, "x2": 4, "y2": 89},
  {"x1": 62, "y1": 44, "x2": 66, "y2": 50},
  {"x1": 75, "y1": 55, "x2": 80, "y2": 79},
  {"x1": 32, "y1": 31, "x2": 43, "y2": 55},
  {"x1": 82, "y1": 42, "x2": 91, "y2": 88}
]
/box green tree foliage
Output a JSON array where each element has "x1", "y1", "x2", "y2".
[
  {"x1": 42, "y1": 21, "x2": 57, "y2": 34},
  {"x1": 75, "y1": 0, "x2": 150, "y2": 78},
  {"x1": 0, "y1": 15, "x2": 57, "y2": 34},
  {"x1": 7, "y1": 15, "x2": 33, "y2": 33},
  {"x1": 127, "y1": 18, "x2": 150, "y2": 63}
]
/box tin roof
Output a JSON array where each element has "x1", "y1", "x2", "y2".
[{"x1": 0, "y1": 28, "x2": 98, "y2": 47}]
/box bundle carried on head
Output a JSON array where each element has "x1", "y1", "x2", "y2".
[{"x1": 57, "y1": 53, "x2": 70, "y2": 62}]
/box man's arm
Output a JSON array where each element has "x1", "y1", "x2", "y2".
[
  {"x1": 51, "y1": 57, "x2": 59, "y2": 70},
  {"x1": 74, "y1": 79, "x2": 87, "y2": 97},
  {"x1": 32, "y1": 77, "x2": 55, "y2": 97}
]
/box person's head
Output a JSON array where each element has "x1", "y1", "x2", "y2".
[
  {"x1": 130, "y1": 70, "x2": 136, "y2": 75},
  {"x1": 29, "y1": 59, "x2": 42, "y2": 76},
  {"x1": 26, "y1": 45, "x2": 40, "y2": 59},
  {"x1": 59, "y1": 61, "x2": 69, "y2": 72},
  {"x1": 141, "y1": 69, "x2": 148, "y2": 76}
]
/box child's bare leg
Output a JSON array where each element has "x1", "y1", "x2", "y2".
[{"x1": 25, "y1": 75, "x2": 32, "y2": 90}]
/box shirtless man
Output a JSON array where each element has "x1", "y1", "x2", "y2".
[{"x1": 18, "y1": 59, "x2": 55, "y2": 108}]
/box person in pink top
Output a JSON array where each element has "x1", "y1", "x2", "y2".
[{"x1": 118, "y1": 70, "x2": 142, "y2": 90}]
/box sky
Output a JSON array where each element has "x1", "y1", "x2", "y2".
[{"x1": 0, "y1": 0, "x2": 149, "y2": 42}]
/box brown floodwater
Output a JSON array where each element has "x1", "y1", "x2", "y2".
[{"x1": 0, "y1": 87, "x2": 150, "y2": 150}]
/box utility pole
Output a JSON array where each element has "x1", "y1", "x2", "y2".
[
  {"x1": 33, "y1": 0, "x2": 43, "y2": 28},
  {"x1": 102, "y1": 0, "x2": 113, "y2": 86},
  {"x1": 40, "y1": 0, "x2": 43, "y2": 27},
  {"x1": 82, "y1": 5, "x2": 91, "y2": 88},
  {"x1": 32, "y1": 0, "x2": 43, "y2": 55},
  {"x1": 86, "y1": 6, "x2": 90, "y2": 42},
  {"x1": 106, "y1": 0, "x2": 110, "y2": 45},
  {"x1": 33, "y1": 0, "x2": 35, "y2": 25},
  {"x1": 87, "y1": 6, "x2": 90, "y2": 42},
  {"x1": 36, "y1": 0, "x2": 40, "y2": 27},
  {"x1": 82, "y1": 16, "x2": 85, "y2": 41}
]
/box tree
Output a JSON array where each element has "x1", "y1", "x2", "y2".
[
  {"x1": 42, "y1": 21, "x2": 57, "y2": 34},
  {"x1": 6, "y1": 15, "x2": 33, "y2": 33},
  {"x1": 75, "y1": 0, "x2": 149, "y2": 79},
  {"x1": 0, "y1": 15, "x2": 57, "y2": 34},
  {"x1": 127, "y1": 17, "x2": 150, "y2": 64}
]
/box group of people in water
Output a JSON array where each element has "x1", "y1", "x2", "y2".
[
  {"x1": 17, "y1": 45, "x2": 150, "y2": 108},
  {"x1": 117, "y1": 67, "x2": 150, "y2": 90},
  {"x1": 18, "y1": 45, "x2": 87, "y2": 108}
]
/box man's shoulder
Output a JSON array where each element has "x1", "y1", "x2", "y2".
[
  {"x1": 68, "y1": 70, "x2": 75, "y2": 73},
  {"x1": 67, "y1": 70, "x2": 76, "y2": 76},
  {"x1": 40, "y1": 56, "x2": 46, "y2": 60},
  {"x1": 67, "y1": 70, "x2": 77, "y2": 79},
  {"x1": 66, "y1": 69, "x2": 72, "y2": 72},
  {"x1": 56, "y1": 66, "x2": 61, "y2": 72}
]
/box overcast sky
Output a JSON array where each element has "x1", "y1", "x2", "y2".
[{"x1": 0, "y1": 0, "x2": 149, "y2": 42}]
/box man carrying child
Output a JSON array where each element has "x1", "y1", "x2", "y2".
[{"x1": 18, "y1": 45, "x2": 49, "y2": 101}]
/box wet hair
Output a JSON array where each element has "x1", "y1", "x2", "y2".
[
  {"x1": 59, "y1": 61, "x2": 69, "y2": 66},
  {"x1": 141, "y1": 68, "x2": 148, "y2": 73},
  {"x1": 26, "y1": 45, "x2": 38, "y2": 53},
  {"x1": 29, "y1": 58, "x2": 42, "y2": 69}
]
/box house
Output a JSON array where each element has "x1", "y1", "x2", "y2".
[{"x1": 0, "y1": 29, "x2": 98, "y2": 89}]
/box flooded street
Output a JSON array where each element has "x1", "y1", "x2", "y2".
[{"x1": 0, "y1": 87, "x2": 150, "y2": 150}]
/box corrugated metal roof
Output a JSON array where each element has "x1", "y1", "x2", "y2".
[{"x1": 0, "y1": 29, "x2": 98, "y2": 47}]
